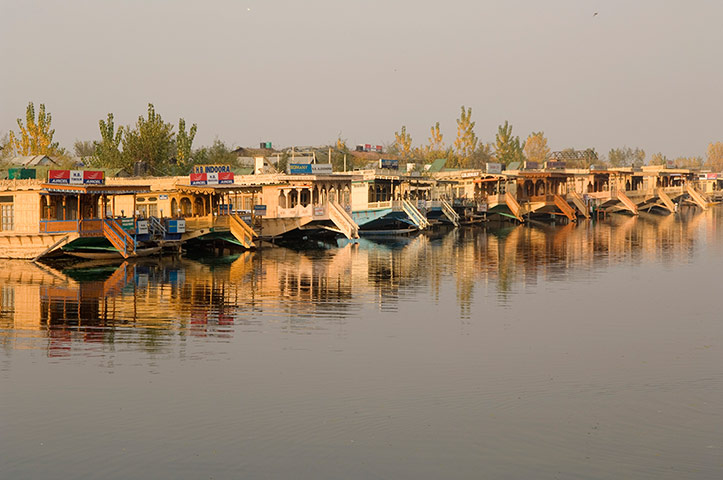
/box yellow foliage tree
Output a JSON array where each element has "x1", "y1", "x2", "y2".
[
  {"x1": 706, "y1": 142, "x2": 723, "y2": 172},
  {"x1": 453, "y1": 106, "x2": 477, "y2": 166},
  {"x1": 523, "y1": 132, "x2": 550, "y2": 163},
  {"x1": 8, "y1": 102, "x2": 61, "y2": 156},
  {"x1": 393, "y1": 125, "x2": 413, "y2": 160}
]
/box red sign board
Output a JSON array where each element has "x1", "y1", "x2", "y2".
[
  {"x1": 48, "y1": 170, "x2": 105, "y2": 185},
  {"x1": 190, "y1": 172, "x2": 234, "y2": 185}
]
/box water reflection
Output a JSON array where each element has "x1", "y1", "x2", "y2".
[{"x1": 1, "y1": 207, "x2": 720, "y2": 354}]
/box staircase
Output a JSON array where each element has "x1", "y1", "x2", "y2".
[
  {"x1": 554, "y1": 195, "x2": 577, "y2": 222},
  {"x1": 504, "y1": 193, "x2": 525, "y2": 222},
  {"x1": 686, "y1": 185, "x2": 709, "y2": 210},
  {"x1": 440, "y1": 199, "x2": 460, "y2": 227},
  {"x1": 329, "y1": 202, "x2": 360, "y2": 239},
  {"x1": 656, "y1": 188, "x2": 676, "y2": 213},
  {"x1": 568, "y1": 191, "x2": 589, "y2": 218},
  {"x1": 229, "y1": 214, "x2": 257, "y2": 248},
  {"x1": 149, "y1": 216, "x2": 167, "y2": 237},
  {"x1": 102, "y1": 218, "x2": 136, "y2": 258},
  {"x1": 402, "y1": 199, "x2": 430, "y2": 229},
  {"x1": 615, "y1": 190, "x2": 639, "y2": 215}
]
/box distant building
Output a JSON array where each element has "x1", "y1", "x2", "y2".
[{"x1": 10, "y1": 155, "x2": 58, "y2": 167}]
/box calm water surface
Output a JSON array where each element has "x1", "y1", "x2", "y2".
[{"x1": 2, "y1": 209, "x2": 723, "y2": 479}]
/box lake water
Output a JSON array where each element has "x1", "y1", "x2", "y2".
[{"x1": 2, "y1": 209, "x2": 723, "y2": 479}]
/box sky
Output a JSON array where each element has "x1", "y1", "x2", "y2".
[{"x1": 1, "y1": 0, "x2": 722, "y2": 159}]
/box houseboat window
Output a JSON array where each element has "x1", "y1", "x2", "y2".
[
  {"x1": 1, "y1": 203, "x2": 14, "y2": 232},
  {"x1": 1, "y1": 285, "x2": 14, "y2": 313},
  {"x1": 148, "y1": 197, "x2": 157, "y2": 202},
  {"x1": 137, "y1": 197, "x2": 146, "y2": 202}
]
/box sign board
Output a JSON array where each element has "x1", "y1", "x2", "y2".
[
  {"x1": 190, "y1": 172, "x2": 234, "y2": 185},
  {"x1": 311, "y1": 163, "x2": 333, "y2": 174},
  {"x1": 121, "y1": 218, "x2": 135, "y2": 230},
  {"x1": 379, "y1": 158, "x2": 399, "y2": 170},
  {"x1": 48, "y1": 170, "x2": 105, "y2": 185},
  {"x1": 545, "y1": 161, "x2": 566, "y2": 169},
  {"x1": 192, "y1": 164, "x2": 231, "y2": 174},
  {"x1": 167, "y1": 219, "x2": 186, "y2": 234},
  {"x1": 253, "y1": 205, "x2": 267, "y2": 216},
  {"x1": 477, "y1": 203, "x2": 488, "y2": 213},
  {"x1": 461, "y1": 171, "x2": 478, "y2": 178},
  {"x1": 136, "y1": 220, "x2": 149, "y2": 235},
  {"x1": 159, "y1": 194, "x2": 169, "y2": 200},
  {"x1": 486, "y1": 163, "x2": 502, "y2": 174},
  {"x1": 288, "y1": 163, "x2": 333, "y2": 175},
  {"x1": 375, "y1": 145, "x2": 383, "y2": 153},
  {"x1": 666, "y1": 160, "x2": 675, "y2": 169},
  {"x1": 523, "y1": 161, "x2": 539, "y2": 170},
  {"x1": 707, "y1": 173, "x2": 719, "y2": 180},
  {"x1": 314, "y1": 206, "x2": 326, "y2": 217}
]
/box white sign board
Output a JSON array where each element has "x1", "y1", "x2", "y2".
[{"x1": 486, "y1": 163, "x2": 502, "y2": 174}]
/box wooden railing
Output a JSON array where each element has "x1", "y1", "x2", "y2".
[{"x1": 39, "y1": 220, "x2": 79, "y2": 233}]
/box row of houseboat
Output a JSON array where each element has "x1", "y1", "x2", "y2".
[{"x1": 0, "y1": 163, "x2": 720, "y2": 260}]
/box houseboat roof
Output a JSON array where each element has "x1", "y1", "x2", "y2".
[{"x1": 41, "y1": 184, "x2": 151, "y2": 195}]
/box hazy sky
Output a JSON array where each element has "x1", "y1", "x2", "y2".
[{"x1": 1, "y1": 0, "x2": 721, "y2": 159}]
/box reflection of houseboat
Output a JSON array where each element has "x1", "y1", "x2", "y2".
[{"x1": 0, "y1": 171, "x2": 151, "y2": 259}]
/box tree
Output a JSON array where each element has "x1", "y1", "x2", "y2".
[
  {"x1": 523, "y1": 132, "x2": 550, "y2": 163},
  {"x1": 468, "y1": 142, "x2": 494, "y2": 169},
  {"x1": 91, "y1": 113, "x2": 124, "y2": 168},
  {"x1": 608, "y1": 147, "x2": 645, "y2": 167},
  {"x1": 453, "y1": 106, "x2": 478, "y2": 166},
  {"x1": 175, "y1": 118, "x2": 197, "y2": 165},
  {"x1": 427, "y1": 122, "x2": 444, "y2": 153},
  {"x1": 8, "y1": 102, "x2": 62, "y2": 156},
  {"x1": 73, "y1": 140, "x2": 96, "y2": 158},
  {"x1": 494, "y1": 121, "x2": 524, "y2": 165},
  {"x1": 706, "y1": 142, "x2": 723, "y2": 172},
  {"x1": 675, "y1": 156, "x2": 703, "y2": 169},
  {"x1": 393, "y1": 125, "x2": 413, "y2": 160},
  {"x1": 192, "y1": 139, "x2": 237, "y2": 166},
  {"x1": 649, "y1": 152, "x2": 668, "y2": 166},
  {"x1": 122, "y1": 103, "x2": 175, "y2": 175}
]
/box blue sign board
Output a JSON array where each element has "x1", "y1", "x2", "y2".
[
  {"x1": 253, "y1": 205, "x2": 267, "y2": 216},
  {"x1": 289, "y1": 163, "x2": 313, "y2": 174},
  {"x1": 379, "y1": 158, "x2": 399, "y2": 169}
]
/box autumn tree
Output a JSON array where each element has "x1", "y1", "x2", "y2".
[
  {"x1": 523, "y1": 132, "x2": 550, "y2": 163},
  {"x1": 122, "y1": 104, "x2": 175, "y2": 175},
  {"x1": 706, "y1": 142, "x2": 723, "y2": 172},
  {"x1": 649, "y1": 152, "x2": 668, "y2": 166},
  {"x1": 675, "y1": 156, "x2": 703, "y2": 169},
  {"x1": 494, "y1": 121, "x2": 524, "y2": 165},
  {"x1": 8, "y1": 102, "x2": 62, "y2": 156},
  {"x1": 608, "y1": 147, "x2": 645, "y2": 167},
  {"x1": 454, "y1": 106, "x2": 478, "y2": 167},
  {"x1": 91, "y1": 113, "x2": 124, "y2": 168},
  {"x1": 393, "y1": 125, "x2": 413, "y2": 160}
]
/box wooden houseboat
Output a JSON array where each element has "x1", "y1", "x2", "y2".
[
  {"x1": 0, "y1": 171, "x2": 151, "y2": 260},
  {"x1": 350, "y1": 170, "x2": 433, "y2": 233}
]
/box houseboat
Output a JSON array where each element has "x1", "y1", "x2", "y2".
[{"x1": 0, "y1": 170, "x2": 152, "y2": 260}]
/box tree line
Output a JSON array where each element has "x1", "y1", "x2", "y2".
[
  {"x1": 2, "y1": 101, "x2": 723, "y2": 174},
  {"x1": 388, "y1": 106, "x2": 723, "y2": 171}
]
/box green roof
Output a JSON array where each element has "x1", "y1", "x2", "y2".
[{"x1": 428, "y1": 158, "x2": 447, "y2": 173}]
